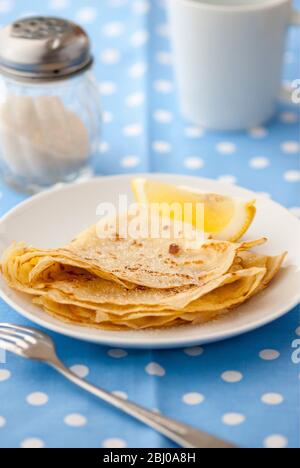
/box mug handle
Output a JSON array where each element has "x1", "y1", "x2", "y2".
[{"x1": 280, "y1": 9, "x2": 300, "y2": 104}]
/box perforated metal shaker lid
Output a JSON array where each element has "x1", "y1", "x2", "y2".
[{"x1": 0, "y1": 17, "x2": 93, "y2": 82}]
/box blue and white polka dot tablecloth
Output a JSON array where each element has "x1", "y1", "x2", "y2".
[{"x1": 0, "y1": 0, "x2": 299, "y2": 449}]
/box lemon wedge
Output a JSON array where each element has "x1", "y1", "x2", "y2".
[{"x1": 131, "y1": 178, "x2": 256, "y2": 242}]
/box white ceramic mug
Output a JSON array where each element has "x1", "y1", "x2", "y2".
[{"x1": 166, "y1": 0, "x2": 300, "y2": 130}]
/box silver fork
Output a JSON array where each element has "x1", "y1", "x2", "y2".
[{"x1": 0, "y1": 323, "x2": 236, "y2": 449}]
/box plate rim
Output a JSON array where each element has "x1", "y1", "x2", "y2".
[{"x1": 0, "y1": 173, "x2": 299, "y2": 349}]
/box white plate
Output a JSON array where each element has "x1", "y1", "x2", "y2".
[{"x1": 0, "y1": 174, "x2": 299, "y2": 349}]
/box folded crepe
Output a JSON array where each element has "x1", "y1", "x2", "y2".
[
  {"x1": 30, "y1": 260, "x2": 278, "y2": 330},
  {"x1": 0, "y1": 219, "x2": 286, "y2": 330}
]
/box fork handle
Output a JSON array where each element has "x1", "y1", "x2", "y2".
[{"x1": 49, "y1": 358, "x2": 236, "y2": 449}]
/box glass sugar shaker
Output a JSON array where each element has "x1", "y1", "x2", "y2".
[{"x1": 0, "y1": 17, "x2": 101, "y2": 193}]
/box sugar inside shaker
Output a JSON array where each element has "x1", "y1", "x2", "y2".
[{"x1": 0, "y1": 17, "x2": 101, "y2": 192}]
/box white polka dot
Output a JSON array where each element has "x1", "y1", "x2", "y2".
[
  {"x1": 100, "y1": 49, "x2": 120, "y2": 65},
  {"x1": 130, "y1": 30, "x2": 149, "y2": 47},
  {"x1": 156, "y1": 52, "x2": 172, "y2": 65},
  {"x1": 264, "y1": 435, "x2": 288, "y2": 448},
  {"x1": 249, "y1": 157, "x2": 270, "y2": 169},
  {"x1": 129, "y1": 62, "x2": 147, "y2": 78},
  {"x1": 99, "y1": 142, "x2": 110, "y2": 154},
  {"x1": 0, "y1": 369, "x2": 11, "y2": 382},
  {"x1": 185, "y1": 126, "x2": 204, "y2": 138},
  {"x1": 26, "y1": 392, "x2": 49, "y2": 406},
  {"x1": 0, "y1": 0, "x2": 13, "y2": 13},
  {"x1": 121, "y1": 156, "x2": 140, "y2": 168},
  {"x1": 218, "y1": 175, "x2": 237, "y2": 185},
  {"x1": 99, "y1": 82, "x2": 117, "y2": 95},
  {"x1": 156, "y1": 23, "x2": 169, "y2": 37},
  {"x1": 184, "y1": 157, "x2": 204, "y2": 170},
  {"x1": 153, "y1": 110, "x2": 173, "y2": 123},
  {"x1": 183, "y1": 347, "x2": 204, "y2": 357},
  {"x1": 154, "y1": 80, "x2": 173, "y2": 93},
  {"x1": 290, "y1": 207, "x2": 300, "y2": 218},
  {"x1": 284, "y1": 170, "x2": 300, "y2": 182},
  {"x1": 0, "y1": 416, "x2": 6, "y2": 428},
  {"x1": 70, "y1": 365, "x2": 90, "y2": 378},
  {"x1": 221, "y1": 371, "x2": 243, "y2": 383},
  {"x1": 75, "y1": 7, "x2": 97, "y2": 23},
  {"x1": 248, "y1": 127, "x2": 268, "y2": 138},
  {"x1": 145, "y1": 362, "x2": 165, "y2": 377},
  {"x1": 21, "y1": 438, "x2": 45, "y2": 449},
  {"x1": 222, "y1": 413, "x2": 246, "y2": 426},
  {"x1": 295, "y1": 326, "x2": 300, "y2": 336},
  {"x1": 123, "y1": 124, "x2": 143, "y2": 137},
  {"x1": 49, "y1": 0, "x2": 70, "y2": 9},
  {"x1": 102, "y1": 22, "x2": 124, "y2": 38},
  {"x1": 259, "y1": 349, "x2": 280, "y2": 361},
  {"x1": 64, "y1": 414, "x2": 87, "y2": 427},
  {"x1": 132, "y1": 0, "x2": 150, "y2": 14},
  {"x1": 261, "y1": 393, "x2": 284, "y2": 405},
  {"x1": 152, "y1": 141, "x2": 171, "y2": 154},
  {"x1": 112, "y1": 391, "x2": 128, "y2": 400},
  {"x1": 103, "y1": 111, "x2": 114, "y2": 124},
  {"x1": 125, "y1": 92, "x2": 145, "y2": 107},
  {"x1": 108, "y1": 349, "x2": 128, "y2": 358},
  {"x1": 102, "y1": 438, "x2": 127, "y2": 448},
  {"x1": 182, "y1": 392, "x2": 205, "y2": 405},
  {"x1": 281, "y1": 141, "x2": 300, "y2": 154},
  {"x1": 280, "y1": 112, "x2": 298, "y2": 124},
  {"x1": 216, "y1": 142, "x2": 237, "y2": 154}
]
